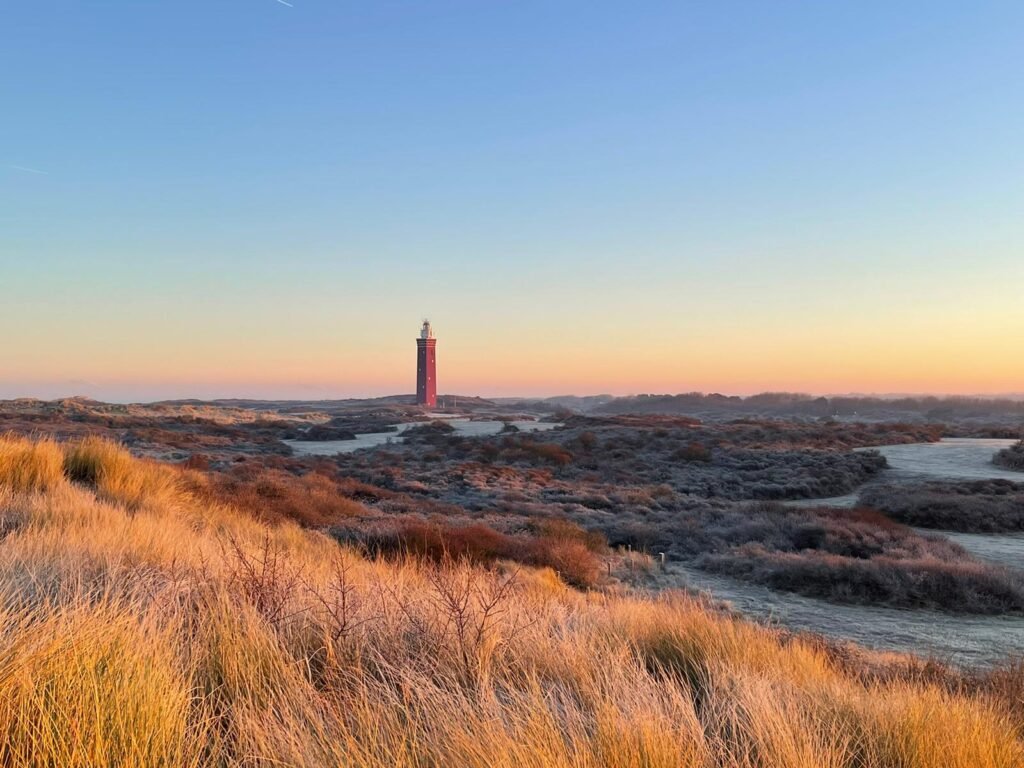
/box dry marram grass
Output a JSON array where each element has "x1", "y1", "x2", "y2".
[{"x1": 0, "y1": 434, "x2": 1017, "y2": 766}]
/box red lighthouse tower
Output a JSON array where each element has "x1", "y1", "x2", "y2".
[{"x1": 415, "y1": 320, "x2": 437, "y2": 408}]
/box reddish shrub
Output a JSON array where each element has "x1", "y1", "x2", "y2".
[
  {"x1": 672, "y1": 442, "x2": 712, "y2": 463},
  {"x1": 362, "y1": 518, "x2": 605, "y2": 589},
  {"x1": 392, "y1": 520, "x2": 517, "y2": 563},
  {"x1": 520, "y1": 442, "x2": 573, "y2": 467},
  {"x1": 577, "y1": 431, "x2": 598, "y2": 452},
  {"x1": 187, "y1": 467, "x2": 368, "y2": 526},
  {"x1": 532, "y1": 518, "x2": 607, "y2": 554},
  {"x1": 182, "y1": 453, "x2": 211, "y2": 471},
  {"x1": 523, "y1": 538, "x2": 601, "y2": 588},
  {"x1": 833, "y1": 506, "x2": 908, "y2": 532}
]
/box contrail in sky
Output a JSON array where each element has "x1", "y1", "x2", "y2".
[
  {"x1": 276, "y1": 0, "x2": 293, "y2": 6},
  {"x1": 10, "y1": 165, "x2": 49, "y2": 175}
]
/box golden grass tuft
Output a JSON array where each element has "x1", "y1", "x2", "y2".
[
  {"x1": 64, "y1": 436, "x2": 182, "y2": 509},
  {"x1": 0, "y1": 434, "x2": 65, "y2": 494},
  {"x1": 0, "y1": 435, "x2": 1017, "y2": 766},
  {"x1": 0, "y1": 604, "x2": 203, "y2": 768}
]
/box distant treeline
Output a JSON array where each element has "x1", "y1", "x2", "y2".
[{"x1": 592, "y1": 392, "x2": 1024, "y2": 422}]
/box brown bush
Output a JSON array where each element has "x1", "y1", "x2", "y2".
[
  {"x1": 523, "y1": 538, "x2": 601, "y2": 589},
  {"x1": 182, "y1": 454, "x2": 211, "y2": 471},
  {"x1": 532, "y1": 517, "x2": 608, "y2": 554},
  {"x1": 382, "y1": 520, "x2": 517, "y2": 563},
  {"x1": 975, "y1": 659, "x2": 1024, "y2": 735},
  {"x1": 187, "y1": 467, "x2": 367, "y2": 526},
  {"x1": 860, "y1": 480, "x2": 1024, "y2": 533},
  {"x1": 519, "y1": 442, "x2": 573, "y2": 466},
  {"x1": 361, "y1": 518, "x2": 605, "y2": 589},
  {"x1": 673, "y1": 442, "x2": 712, "y2": 463}
]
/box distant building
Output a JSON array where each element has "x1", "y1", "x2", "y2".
[{"x1": 415, "y1": 320, "x2": 437, "y2": 408}]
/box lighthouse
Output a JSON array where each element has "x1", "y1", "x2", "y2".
[{"x1": 415, "y1": 320, "x2": 437, "y2": 408}]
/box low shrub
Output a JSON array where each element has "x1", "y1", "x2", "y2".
[
  {"x1": 602, "y1": 501, "x2": 1023, "y2": 612},
  {"x1": 860, "y1": 480, "x2": 1024, "y2": 533},
  {"x1": 372, "y1": 520, "x2": 516, "y2": 563},
  {"x1": 187, "y1": 466, "x2": 368, "y2": 526},
  {"x1": 519, "y1": 442, "x2": 573, "y2": 466},
  {"x1": 995, "y1": 440, "x2": 1024, "y2": 471},
  {"x1": 403, "y1": 421, "x2": 456, "y2": 440},
  {"x1": 182, "y1": 453, "x2": 212, "y2": 471},
  {"x1": 663, "y1": 502, "x2": 967, "y2": 563},
  {"x1": 358, "y1": 518, "x2": 605, "y2": 588},
  {"x1": 673, "y1": 442, "x2": 712, "y2": 463},
  {"x1": 702, "y1": 545, "x2": 1024, "y2": 613}
]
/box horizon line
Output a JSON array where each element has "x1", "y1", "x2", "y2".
[{"x1": 4, "y1": 390, "x2": 1024, "y2": 406}]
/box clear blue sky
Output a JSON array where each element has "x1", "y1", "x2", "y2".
[{"x1": 2, "y1": 2, "x2": 1023, "y2": 400}]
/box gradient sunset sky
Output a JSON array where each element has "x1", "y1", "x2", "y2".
[{"x1": 3, "y1": 2, "x2": 1022, "y2": 401}]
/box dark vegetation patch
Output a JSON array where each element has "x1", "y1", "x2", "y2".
[
  {"x1": 562, "y1": 414, "x2": 944, "y2": 450},
  {"x1": 402, "y1": 420, "x2": 456, "y2": 439},
  {"x1": 995, "y1": 440, "x2": 1024, "y2": 471},
  {"x1": 594, "y1": 392, "x2": 1024, "y2": 430},
  {"x1": 602, "y1": 501, "x2": 1024, "y2": 613},
  {"x1": 306, "y1": 417, "x2": 1024, "y2": 612},
  {"x1": 298, "y1": 425, "x2": 358, "y2": 441},
  {"x1": 343, "y1": 420, "x2": 897, "y2": 501},
  {"x1": 702, "y1": 546, "x2": 1024, "y2": 614},
  {"x1": 860, "y1": 480, "x2": 1024, "y2": 533},
  {"x1": 318, "y1": 418, "x2": 1024, "y2": 612}
]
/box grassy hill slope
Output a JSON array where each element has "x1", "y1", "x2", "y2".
[{"x1": 0, "y1": 434, "x2": 1020, "y2": 767}]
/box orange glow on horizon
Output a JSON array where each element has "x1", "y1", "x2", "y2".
[{"x1": 4, "y1": 273, "x2": 1022, "y2": 401}]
